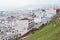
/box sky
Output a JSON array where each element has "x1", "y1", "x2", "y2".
[{"x1": 0, "y1": 0, "x2": 60, "y2": 10}]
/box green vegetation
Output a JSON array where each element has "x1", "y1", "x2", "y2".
[{"x1": 25, "y1": 13, "x2": 60, "y2": 40}]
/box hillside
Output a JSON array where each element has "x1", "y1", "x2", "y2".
[{"x1": 25, "y1": 13, "x2": 60, "y2": 40}]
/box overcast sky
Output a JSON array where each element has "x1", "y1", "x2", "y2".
[{"x1": 0, "y1": 0, "x2": 60, "y2": 10}]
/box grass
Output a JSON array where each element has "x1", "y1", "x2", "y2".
[{"x1": 25, "y1": 17, "x2": 60, "y2": 40}]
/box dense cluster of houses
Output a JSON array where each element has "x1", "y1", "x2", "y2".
[{"x1": 0, "y1": 8, "x2": 56, "y2": 40}]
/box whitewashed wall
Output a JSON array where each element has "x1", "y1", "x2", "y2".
[
  {"x1": 45, "y1": 9, "x2": 56, "y2": 17},
  {"x1": 14, "y1": 20, "x2": 29, "y2": 35}
]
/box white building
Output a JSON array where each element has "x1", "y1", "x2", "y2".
[
  {"x1": 45, "y1": 9, "x2": 56, "y2": 18},
  {"x1": 5, "y1": 17, "x2": 34, "y2": 37},
  {"x1": 33, "y1": 8, "x2": 56, "y2": 29}
]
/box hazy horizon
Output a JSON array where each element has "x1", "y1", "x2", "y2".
[{"x1": 0, "y1": 0, "x2": 60, "y2": 11}]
